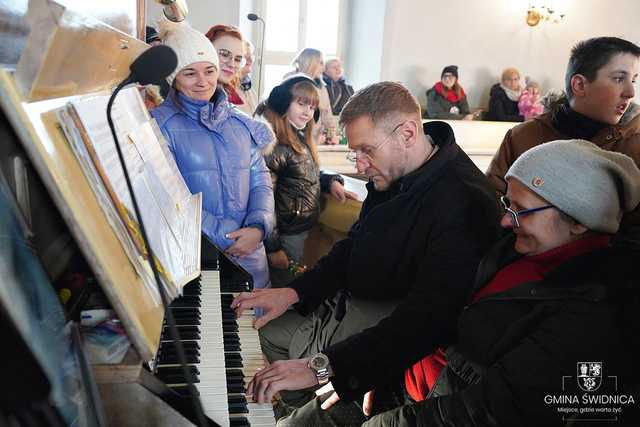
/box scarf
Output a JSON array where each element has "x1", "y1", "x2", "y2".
[
  {"x1": 225, "y1": 84, "x2": 244, "y2": 105},
  {"x1": 434, "y1": 81, "x2": 465, "y2": 104},
  {"x1": 551, "y1": 102, "x2": 608, "y2": 140},
  {"x1": 500, "y1": 83, "x2": 522, "y2": 102}
]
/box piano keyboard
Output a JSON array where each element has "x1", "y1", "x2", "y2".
[{"x1": 155, "y1": 269, "x2": 276, "y2": 427}]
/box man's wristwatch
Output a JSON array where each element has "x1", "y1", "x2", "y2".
[{"x1": 308, "y1": 353, "x2": 332, "y2": 385}]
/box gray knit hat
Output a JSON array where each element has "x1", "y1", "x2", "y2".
[{"x1": 505, "y1": 139, "x2": 640, "y2": 233}]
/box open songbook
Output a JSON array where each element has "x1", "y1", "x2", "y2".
[{"x1": 56, "y1": 87, "x2": 201, "y2": 302}]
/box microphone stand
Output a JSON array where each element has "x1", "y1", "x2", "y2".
[
  {"x1": 254, "y1": 16, "x2": 266, "y2": 98},
  {"x1": 106, "y1": 80, "x2": 209, "y2": 427}
]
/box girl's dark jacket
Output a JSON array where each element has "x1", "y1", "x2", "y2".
[{"x1": 264, "y1": 130, "x2": 342, "y2": 246}]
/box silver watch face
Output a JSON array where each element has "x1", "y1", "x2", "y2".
[{"x1": 310, "y1": 353, "x2": 329, "y2": 370}]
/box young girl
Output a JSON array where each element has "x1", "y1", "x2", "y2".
[
  {"x1": 255, "y1": 74, "x2": 356, "y2": 286},
  {"x1": 518, "y1": 79, "x2": 544, "y2": 120}
]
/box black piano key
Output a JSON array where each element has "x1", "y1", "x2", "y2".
[
  {"x1": 173, "y1": 319, "x2": 201, "y2": 327},
  {"x1": 229, "y1": 417, "x2": 250, "y2": 427},
  {"x1": 163, "y1": 327, "x2": 200, "y2": 341},
  {"x1": 223, "y1": 324, "x2": 238, "y2": 333},
  {"x1": 224, "y1": 343, "x2": 241, "y2": 352},
  {"x1": 161, "y1": 341, "x2": 200, "y2": 351},
  {"x1": 170, "y1": 385, "x2": 200, "y2": 397},
  {"x1": 158, "y1": 353, "x2": 200, "y2": 365},
  {"x1": 156, "y1": 366, "x2": 200, "y2": 384},
  {"x1": 226, "y1": 368, "x2": 245, "y2": 379},
  {"x1": 224, "y1": 359, "x2": 243, "y2": 369},
  {"x1": 171, "y1": 298, "x2": 201, "y2": 308},
  {"x1": 226, "y1": 382, "x2": 245, "y2": 394}
]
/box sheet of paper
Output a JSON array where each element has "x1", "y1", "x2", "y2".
[{"x1": 128, "y1": 121, "x2": 191, "y2": 204}]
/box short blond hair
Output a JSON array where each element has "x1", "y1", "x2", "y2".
[
  {"x1": 501, "y1": 67, "x2": 521, "y2": 83},
  {"x1": 292, "y1": 48, "x2": 323, "y2": 75},
  {"x1": 339, "y1": 81, "x2": 421, "y2": 130}
]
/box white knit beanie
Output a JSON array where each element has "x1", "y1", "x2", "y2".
[
  {"x1": 505, "y1": 139, "x2": 640, "y2": 233},
  {"x1": 158, "y1": 17, "x2": 219, "y2": 85}
]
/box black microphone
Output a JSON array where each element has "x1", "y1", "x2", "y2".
[
  {"x1": 128, "y1": 44, "x2": 178, "y2": 85},
  {"x1": 247, "y1": 13, "x2": 266, "y2": 98},
  {"x1": 106, "y1": 47, "x2": 209, "y2": 426}
]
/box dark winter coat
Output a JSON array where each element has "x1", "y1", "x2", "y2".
[
  {"x1": 425, "y1": 87, "x2": 470, "y2": 120},
  {"x1": 486, "y1": 83, "x2": 524, "y2": 122},
  {"x1": 264, "y1": 130, "x2": 342, "y2": 239},
  {"x1": 322, "y1": 74, "x2": 355, "y2": 115},
  {"x1": 413, "y1": 235, "x2": 640, "y2": 426},
  {"x1": 289, "y1": 121, "x2": 503, "y2": 400}
]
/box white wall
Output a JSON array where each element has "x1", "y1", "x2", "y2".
[
  {"x1": 343, "y1": 0, "x2": 386, "y2": 90},
  {"x1": 379, "y1": 0, "x2": 640, "y2": 109}
]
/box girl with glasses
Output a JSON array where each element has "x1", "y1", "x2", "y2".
[{"x1": 205, "y1": 24, "x2": 254, "y2": 115}]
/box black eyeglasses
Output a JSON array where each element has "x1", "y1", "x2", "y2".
[
  {"x1": 217, "y1": 48, "x2": 246, "y2": 67},
  {"x1": 500, "y1": 195, "x2": 554, "y2": 228},
  {"x1": 346, "y1": 121, "x2": 405, "y2": 163}
]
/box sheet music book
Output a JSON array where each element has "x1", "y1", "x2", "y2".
[{"x1": 56, "y1": 87, "x2": 201, "y2": 297}]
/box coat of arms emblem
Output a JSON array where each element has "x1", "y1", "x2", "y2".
[{"x1": 577, "y1": 362, "x2": 603, "y2": 392}]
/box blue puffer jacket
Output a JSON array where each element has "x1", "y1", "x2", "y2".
[{"x1": 151, "y1": 88, "x2": 275, "y2": 290}]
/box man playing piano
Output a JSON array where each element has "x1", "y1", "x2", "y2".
[{"x1": 232, "y1": 81, "x2": 502, "y2": 413}]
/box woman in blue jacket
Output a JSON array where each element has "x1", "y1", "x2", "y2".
[{"x1": 151, "y1": 19, "x2": 275, "y2": 292}]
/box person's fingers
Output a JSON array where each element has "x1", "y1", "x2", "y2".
[
  {"x1": 226, "y1": 230, "x2": 241, "y2": 240},
  {"x1": 254, "y1": 373, "x2": 281, "y2": 403},
  {"x1": 253, "y1": 310, "x2": 276, "y2": 329},
  {"x1": 345, "y1": 191, "x2": 359, "y2": 200},
  {"x1": 321, "y1": 391, "x2": 341, "y2": 410},
  {"x1": 231, "y1": 292, "x2": 252, "y2": 308},
  {"x1": 262, "y1": 377, "x2": 286, "y2": 404},
  {"x1": 362, "y1": 390, "x2": 374, "y2": 416},
  {"x1": 231, "y1": 292, "x2": 259, "y2": 316}
]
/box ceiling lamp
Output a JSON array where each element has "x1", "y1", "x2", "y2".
[{"x1": 526, "y1": 1, "x2": 567, "y2": 27}]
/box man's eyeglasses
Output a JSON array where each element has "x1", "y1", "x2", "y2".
[
  {"x1": 346, "y1": 121, "x2": 406, "y2": 163},
  {"x1": 500, "y1": 195, "x2": 554, "y2": 228},
  {"x1": 217, "y1": 48, "x2": 246, "y2": 67}
]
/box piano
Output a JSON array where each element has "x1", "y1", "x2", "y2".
[{"x1": 0, "y1": 1, "x2": 276, "y2": 425}]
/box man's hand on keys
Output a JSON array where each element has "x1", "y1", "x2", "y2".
[{"x1": 231, "y1": 287, "x2": 299, "y2": 329}]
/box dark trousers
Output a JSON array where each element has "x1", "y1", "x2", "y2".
[{"x1": 259, "y1": 293, "x2": 400, "y2": 405}]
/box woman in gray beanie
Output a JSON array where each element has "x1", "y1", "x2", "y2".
[{"x1": 351, "y1": 140, "x2": 640, "y2": 427}]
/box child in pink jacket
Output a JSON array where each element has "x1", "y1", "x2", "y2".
[{"x1": 518, "y1": 79, "x2": 544, "y2": 120}]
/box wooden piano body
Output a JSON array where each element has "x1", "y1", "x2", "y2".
[{"x1": 0, "y1": 0, "x2": 220, "y2": 425}]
